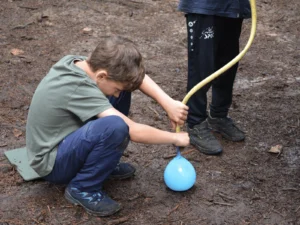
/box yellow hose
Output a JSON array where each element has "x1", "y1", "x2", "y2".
[{"x1": 176, "y1": 0, "x2": 257, "y2": 133}]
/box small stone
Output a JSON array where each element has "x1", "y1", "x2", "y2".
[{"x1": 82, "y1": 27, "x2": 93, "y2": 34}]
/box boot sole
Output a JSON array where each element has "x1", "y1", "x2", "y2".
[
  {"x1": 194, "y1": 146, "x2": 222, "y2": 155},
  {"x1": 207, "y1": 121, "x2": 245, "y2": 142},
  {"x1": 108, "y1": 167, "x2": 136, "y2": 180},
  {"x1": 210, "y1": 129, "x2": 245, "y2": 142},
  {"x1": 190, "y1": 137, "x2": 222, "y2": 155},
  {"x1": 64, "y1": 190, "x2": 121, "y2": 217},
  {"x1": 108, "y1": 172, "x2": 135, "y2": 180}
]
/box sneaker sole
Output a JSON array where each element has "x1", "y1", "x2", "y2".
[{"x1": 64, "y1": 190, "x2": 121, "y2": 217}]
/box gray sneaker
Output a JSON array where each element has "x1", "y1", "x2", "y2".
[
  {"x1": 187, "y1": 120, "x2": 222, "y2": 155},
  {"x1": 207, "y1": 115, "x2": 245, "y2": 142}
]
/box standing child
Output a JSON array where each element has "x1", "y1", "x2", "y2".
[
  {"x1": 178, "y1": 0, "x2": 251, "y2": 155},
  {"x1": 26, "y1": 36, "x2": 189, "y2": 216}
]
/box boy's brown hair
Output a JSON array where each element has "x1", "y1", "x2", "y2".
[{"x1": 87, "y1": 36, "x2": 145, "y2": 91}]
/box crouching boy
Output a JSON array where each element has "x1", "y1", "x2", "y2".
[{"x1": 26, "y1": 36, "x2": 189, "y2": 216}]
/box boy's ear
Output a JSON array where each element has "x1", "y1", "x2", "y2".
[{"x1": 95, "y1": 70, "x2": 108, "y2": 81}]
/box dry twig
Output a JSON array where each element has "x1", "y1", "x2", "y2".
[
  {"x1": 163, "y1": 149, "x2": 194, "y2": 159},
  {"x1": 218, "y1": 192, "x2": 237, "y2": 201},
  {"x1": 167, "y1": 203, "x2": 180, "y2": 216},
  {"x1": 47, "y1": 205, "x2": 51, "y2": 215},
  {"x1": 19, "y1": 5, "x2": 39, "y2": 10},
  {"x1": 107, "y1": 216, "x2": 130, "y2": 225},
  {"x1": 128, "y1": 193, "x2": 140, "y2": 201},
  {"x1": 12, "y1": 22, "x2": 34, "y2": 30},
  {"x1": 271, "y1": 208, "x2": 284, "y2": 217},
  {"x1": 213, "y1": 201, "x2": 234, "y2": 207},
  {"x1": 147, "y1": 106, "x2": 161, "y2": 119},
  {"x1": 282, "y1": 188, "x2": 298, "y2": 191}
]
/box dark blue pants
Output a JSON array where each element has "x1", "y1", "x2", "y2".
[
  {"x1": 186, "y1": 14, "x2": 243, "y2": 127},
  {"x1": 44, "y1": 92, "x2": 131, "y2": 192}
]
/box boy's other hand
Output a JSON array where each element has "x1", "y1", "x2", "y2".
[{"x1": 165, "y1": 100, "x2": 189, "y2": 130}]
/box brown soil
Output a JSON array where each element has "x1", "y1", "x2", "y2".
[{"x1": 1, "y1": 0, "x2": 300, "y2": 224}]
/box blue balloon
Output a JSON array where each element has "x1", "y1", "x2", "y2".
[{"x1": 164, "y1": 152, "x2": 196, "y2": 191}]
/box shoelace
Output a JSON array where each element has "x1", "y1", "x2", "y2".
[
  {"x1": 72, "y1": 187, "x2": 105, "y2": 202},
  {"x1": 92, "y1": 192, "x2": 104, "y2": 201},
  {"x1": 222, "y1": 118, "x2": 239, "y2": 129},
  {"x1": 190, "y1": 124, "x2": 215, "y2": 140}
]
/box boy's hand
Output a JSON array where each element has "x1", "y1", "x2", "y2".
[
  {"x1": 173, "y1": 132, "x2": 190, "y2": 147},
  {"x1": 138, "y1": 75, "x2": 188, "y2": 129},
  {"x1": 165, "y1": 100, "x2": 189, "y2": 130}
]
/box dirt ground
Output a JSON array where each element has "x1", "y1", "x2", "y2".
[{"x1": 0, "y1": 0, "x2": 300, "y2": 224}]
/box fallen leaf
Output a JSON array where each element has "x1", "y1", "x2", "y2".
[
  {"x1": 268, "y1": 144, "x2": 283, "y2": 154},
  {"x1": 13, "y1": 128, "x2": 23, "y2": 137},
  {"x1": 11, "y1": 48, "x2": 24, "y2": 56}
]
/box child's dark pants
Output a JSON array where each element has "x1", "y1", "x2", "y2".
[
  {"x1": 185, "y1": 14, "x2": 243, "y2": 127},
  {"x1": 43, "y1": 92, "x2": 131, "y2": 192}
]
